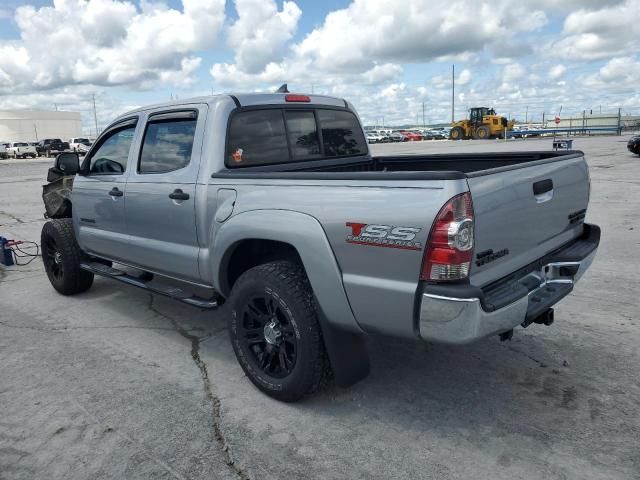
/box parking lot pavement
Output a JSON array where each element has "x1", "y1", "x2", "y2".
[{"x1": 1, "y1": 136, "x2": 639, "y2": 479}]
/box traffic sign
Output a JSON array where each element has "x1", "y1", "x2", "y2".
[{"x1": 554, "y1": 116, "x2": 561, "y2": 125}]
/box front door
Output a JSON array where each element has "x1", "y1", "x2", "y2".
[
  {"x1": 73, "y1": 118, "x2": 138, "y2": 261},
  {"x1": 122, "y1": 108, "x2": 204, "y2": 282}
]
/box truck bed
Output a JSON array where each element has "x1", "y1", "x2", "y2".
[{"x1": 213, "y1": 151, "x2": 583, "y2": 179}]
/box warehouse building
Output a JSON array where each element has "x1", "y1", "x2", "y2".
[{"x1": 0, "y1": 110, "x2": 82, "y2": 142}]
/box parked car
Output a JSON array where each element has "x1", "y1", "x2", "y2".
[
  {"x1": 40, "y1": 92, "x2": 600, "y2": 402},
  {"x1": 6, "y1": 141, "x2": 38, "y2": 158},
  {"x1": 420, "y1": 130, "x2": 436, "y2": 140},
  {"x1": 0, "y1": 142, "x2": 10, "y2": 159},
  {"x1": 37, "y1": 138, "x2": 70, "y2": 157},
  {"x1": 628, "y1": 135, "x2": 640, "y2": 156},
  {"x1": 428, "y1": 129, "x2": 448, "y2": 140},
  {"x1": 366, "y1": 132, "x2": 383, "y2": 144},
  {"x1": 69, "y1": 137, "x2": 92, "y2": 154},
  {"x1": 401, "y1": 131, "x2": 423, "y2": 141},
  {"x1": 378, "y1": 132, "x2": 392, "y2": 143},
  {"x1": 388, "y1": 131, "x2": 406, "y2": 142}
]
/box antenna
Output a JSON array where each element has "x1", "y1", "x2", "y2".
[{"x1": 276, "y1": 84, "x2": 289, "y2": 93}]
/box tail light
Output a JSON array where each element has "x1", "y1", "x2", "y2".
[{"x1": 421, "y1": 192, "x2": 474, "y2": 281}]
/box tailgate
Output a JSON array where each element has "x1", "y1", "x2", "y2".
[{"x1": 468, "y1": 153, "x2": 590, "y2": 287}]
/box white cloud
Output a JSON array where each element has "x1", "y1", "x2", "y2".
[
  {"x1": 1, "y1": 0, "x2": 225, "y2": 93},
  {"x1": 212, "y1": 0, "x2": 548, "y2": 88},
  {"x1": 362, "y1": 64, "x2": 403, "y2": 85},
  {"x1": 503, "y1": 63, "x2": 526, "y2": 82},
  {"x1": 457, "y1": 69, "x2": 472, "y2": 86},
  {"x1": 583, "y1": 57, "x2": 640, "y2": 91},
  {"x1": 227, "y1": 0, "x2": 301, "y2": 74},
  {"x1": 549, "y1": 64, "x2": 567, "y2": 79},
  {"x1": 545, "y1": 0, "x2": 640, "y2": 60}
]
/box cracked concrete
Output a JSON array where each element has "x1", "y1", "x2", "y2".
[
  {"x1": 148, "y1": 295, "x2": 251, "y2": 480},
  {"x1": 2, "y1": 135, "x2": 640, "y2": 479}
]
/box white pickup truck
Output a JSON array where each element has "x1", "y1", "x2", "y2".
[
  {"x1": 6, "y1": 142, "x2": 38, "y2": 159},
  {"x1": 68, "y1": 137, "x2": 92, "y2": 154}
]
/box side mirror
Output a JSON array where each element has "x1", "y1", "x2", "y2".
[{"x1": 55, "y1": 152, "x2": 80, "y2": 176}]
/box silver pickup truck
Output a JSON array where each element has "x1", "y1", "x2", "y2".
[{"x1": 41, "y1": 93, "x2": 600, "y2": 401}]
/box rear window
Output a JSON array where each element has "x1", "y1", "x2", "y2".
[
  {"x1": 227, "y1": 109, "x2": 289, "y2": 167},
  {"x1": 316, "y1": 109, "x2": 367, "y2": 157},
  {"x1": 285, "y1": 110, "x2": 321, "y2": 160},
  {"x1": 226, "y1": 107, "x2": 366, "y2": 168}
]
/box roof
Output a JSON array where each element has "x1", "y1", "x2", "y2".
[{"x1": 116, "y1": 93, "x2": 349, "y2": 119}]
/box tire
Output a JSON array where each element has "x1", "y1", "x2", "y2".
[
  {"x1": 450, "y1": 126, "x2": 465, "y2": 140},
  {"x1": 474, "y1": 126, "x2": 490, "y2": 139},
  {"x1": 41, "y1": 219, "x2": 94, "y2": 295},
  {"x1": 228, "y1": 260, "x2": 329, "y2": 402}
]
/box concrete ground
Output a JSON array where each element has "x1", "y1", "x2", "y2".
[{"x1": 1, "y1": 135, "x2": 639, "y2": 479}]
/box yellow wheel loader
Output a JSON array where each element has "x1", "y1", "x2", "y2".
[{"x1": 450, "y1": 107, "x2": 515, "y2": 140}]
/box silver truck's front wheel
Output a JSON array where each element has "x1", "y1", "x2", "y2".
[
  {"x1": 41, "y1": 219, "x2": 94, "y2": 295},
  {"x1": 228, "y1": 261, "x2": 329, "y2": 402}
]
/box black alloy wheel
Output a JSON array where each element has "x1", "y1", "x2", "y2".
[{"x1": 238, "y1": 293, "x2": 298, "y2": 378}]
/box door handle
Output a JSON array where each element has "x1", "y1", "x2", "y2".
[
  {"x1": 169, "y1": 189, "x2": 189, "y2": 201},
  {"x1": 109, "y1": 187, "x2": 123, "y2": 197}
]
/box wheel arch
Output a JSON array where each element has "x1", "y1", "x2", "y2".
[
  {"x1": 212, "y1": 209, "x2": 370, "y2": 387},
  {"x1": 212, "y1": 209, "x2": 360, "y2": 333}
]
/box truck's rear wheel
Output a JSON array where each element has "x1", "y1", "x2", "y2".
[
  {"x1": 450, "y1": 126, "x2": 464, "y2": 140},
  {"x1": 41, "y1": 219, "x2": 94, "y2": 295},
  {"x1": 228, "y1": 260, "x2": 329, "y2": 402}
]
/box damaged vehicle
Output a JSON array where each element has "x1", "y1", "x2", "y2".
[{"x1": 41, "y1": 92, "x2": 600, "y2": 401}]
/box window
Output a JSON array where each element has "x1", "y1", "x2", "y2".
[
  {"x1": 88, "y1": 126, "x2": 136, "y2": 174},
  {"x1": 285, "y1": 111, "x2": 321, "y2": 160},
  {"x1": 139, "y1": 118, "x2": 196, "y2": 173},
  {"x1": 226, "y1": 109, "x2": 289, "y2": 167},
  {"x1": 316, "y1": 109, "x2": 367, "y2": 157},
  {"x1": 225, "y1": 107, "x2": 368, "y2": 168}
]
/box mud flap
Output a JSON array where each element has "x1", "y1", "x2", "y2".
[{"x1": 316, "y1": 305, "x2": 370, "y2": 387}]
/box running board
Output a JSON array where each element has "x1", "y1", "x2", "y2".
[{"x1": 80, "y1": 262, "x2": 219, "y2": 309}]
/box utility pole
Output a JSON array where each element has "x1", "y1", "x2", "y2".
[
  {"x1": 422, "y1": 101, "x2": 425, "y2": 126},
  {"x1": 92, "y1": 94, "x2": 99, "y2": 136},
  {"x1": 525, "y1": 106, "x2": 528, "y2": 124},
  {"x1": 311, "y1": 85, "x2": 314, "y2": 94},
  {"x1": 33, "y1": 124, "x2": 38, "y2": 141},
  {"x1": 451, "y1": 64, "x2": 455, "y2": 123}
]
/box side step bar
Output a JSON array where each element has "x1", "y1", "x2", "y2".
[{"x1": 80, "y1": 262, "x2": 219, "y2": 309}]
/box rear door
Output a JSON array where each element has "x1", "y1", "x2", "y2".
[
  {"x1": 73, "y1": 118, "x2": 138, "y2": 260},
  {"x1": 122, "y1": 106, "x2": 205, "y2": 282},
  {"x1": 468, "y1": 154, "x2": 590, "y2": 287}
]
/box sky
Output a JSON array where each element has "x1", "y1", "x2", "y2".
[{"x1": 0, "y1": 0, "x2": 638, "y2": 132}]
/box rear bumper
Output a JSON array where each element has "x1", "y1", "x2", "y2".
[{"x1": 418, "y1": 224, "x2": 600, "y2": 344}]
